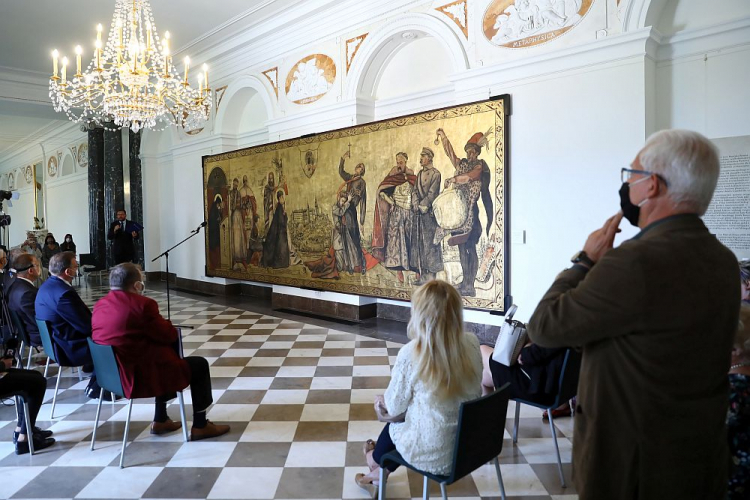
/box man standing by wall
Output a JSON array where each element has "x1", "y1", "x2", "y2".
[
  {"x1": 107, "y1": 209, "x2": 141, "y2": 264},
  {"x1": 528, "y1": 130, "x2": 740, "y2": 499}
]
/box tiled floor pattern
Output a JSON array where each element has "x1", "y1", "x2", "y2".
[{"x1": 0, "y1": 286, "x2": 577, "y2": 499}]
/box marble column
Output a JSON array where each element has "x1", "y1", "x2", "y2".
[
  {"x1": 87, "y1": 127, "x2": 106, "y2": 268},
  {"x1": 103, "y1": 126, "x2": 125, "y2": 268},
  {"x1": 129, "y1": 130, "x2": 144, "y2": 267}
]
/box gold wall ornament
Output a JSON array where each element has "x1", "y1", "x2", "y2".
[
  {"x1": 285, "y1": 55, "x2": 337, "y2": 105},
  {"x1": 48, "y1": 156, "x2": 59, "y2": 177},
  {"x1": 436, "y1": 0, "x2": 469, "y2": 38},
  {"x1": 345, "y1": 33, "x2": 368, "y2": 73},
  {"x1": 261, "y1": 68, "x2": 279, "y2": 98},
  {"x1": 24, "y1": 165, "x2": 33, "y2": 184},
  {"x1": 202, "y1": 97, "x2": 511, "y2": 312},
  {"x1": 77, "y1": 143, "x2": 89, "y2": 168},
  {"x1": 215, "y1": 85, "x2": 229, "y2": 109},
  {"x1": 483, "y1": 0, "x2": 594, "y2": 48}
]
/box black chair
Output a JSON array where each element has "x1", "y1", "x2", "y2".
[
  {"x1": 78, "y1": 253, "x2": 104, "y2": 287},
  {"x1": 8, "y1": 309, "x2": 42, "y2": 370},
  {"x1": 378, "y1": 383, "x2": 510, "y2": 500},
  {"x1": 511, "y1": 348, "x2": 581, "y2": 487}
]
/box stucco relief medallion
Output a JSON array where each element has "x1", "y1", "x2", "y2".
[
  {"x1": 24, "y1": 165, "x2": 33, "y2": 184},
  {"x1": 7, "y1": 172, "x2": 14, "y2": 190},
  {"x1": 285, "y1": 54, "x2": 336, "y2": 105},
  {"x1": 48, "y1": 156, "x2": 58, "y2": 177},
  {"x1": 78, "y1": 143, "x2": 89, "y2": 168},
  {"x1": 483, "y1": 0, "x2": 593, "y2": 48}
]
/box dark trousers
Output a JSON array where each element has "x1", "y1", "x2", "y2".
[
  {"x1": 0, "y1": 369, "x2": 46, "y2": 434},
  {"x1": 372, "y1": 423, "x2": 399, "y2": 472},
  {"x1": 155, "y1": 357, "x2": 212, "y2": 414},
  {"x1": 489, "y1": 358, "x2": 556, "y2": 406}
]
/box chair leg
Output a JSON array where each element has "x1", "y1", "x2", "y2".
[
  {"x1": 178, "y1": 392, "x2": 189, "y2": 442},
  {"x1": 512, "y1": 401, "x2": 520, "y2": 444},
  {"x1": 378, "y1": 465, "x2": 387, "y2": 500},
  {"x1": 494, "y1": 457, "x2": 506, "y2": 500},
  {"x1": 50, "y1": 368, "x2": 62, "y2": 419},
  {"x1": 43, "y1": 358, "x2": 50, "y2": 378},
  {"x1": 26, "y1": 346, "x2": 33, "y2": 370},
  {"x1": 423, "y1": 475, "x2": 429, "y2": 500},
  {"x1": 77, "y1": 366, "x2": 83, "y2": 381},
  {"x1": 548, "y1": 413, "x2": 566, "y2": 487},
  {"x1": 439, "y1": 482, "x2": 447, "y2": 500},
  {"x1": 17, "y1": 341, "x2": 25, "y2": 369},
  {"x1": 119, "y1": 399, "x2": 133, "y2": 469},
  {"x1": 23, "y1": 400, "x2": 34, "y2": 455},
  {"x1": 90, "y1": 392, "x2": 104, "y2": 451}
]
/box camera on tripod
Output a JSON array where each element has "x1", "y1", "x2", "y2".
[{"x1": 0, "y1": 190, "x2": 19, "y2": 227}]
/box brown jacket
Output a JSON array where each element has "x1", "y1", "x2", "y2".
[{"x1": 528, "y1": 214, "x2": 740, "y2": 500}]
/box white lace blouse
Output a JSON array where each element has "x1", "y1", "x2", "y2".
[{"x1": 385, "y1": 334, "x2": 482, "y2": 475}]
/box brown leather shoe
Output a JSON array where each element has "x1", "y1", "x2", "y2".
[
  {"x1": 150, "y1": 419, "x2": 182, "y2": 435},
  {"x1": 190, "y1": 420, "x2": 230, "y2": 441}
]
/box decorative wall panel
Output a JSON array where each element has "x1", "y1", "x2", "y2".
[{"x1": 203, "y1": 97, "x2": 510, "y2": 312}]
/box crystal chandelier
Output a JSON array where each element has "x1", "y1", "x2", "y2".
[{"x1": 49, "y1": 0, "x2": 211, "y2": 132}]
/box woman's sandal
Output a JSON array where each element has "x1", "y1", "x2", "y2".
[{"x1": 355, "y1": 473, "x2": 379, "y2": 499}]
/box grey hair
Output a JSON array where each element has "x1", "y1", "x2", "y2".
[
  {"x1": 109, "y1": 263, "x2": 143, "y2": 290},
  {"x1": 638, "y1": 129, "x2": 720, "y2": 215},
  {"x1": 49, "y1": 252, "x2": 76, "y2": 275}
]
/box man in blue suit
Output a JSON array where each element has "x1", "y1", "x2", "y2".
[{"x1": 35, "y1": 251, "x2": 103, "y2": 399}]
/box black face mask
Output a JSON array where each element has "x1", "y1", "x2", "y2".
[{"x1": 619, "y1": 182, "x2": 641, "y2": 227}]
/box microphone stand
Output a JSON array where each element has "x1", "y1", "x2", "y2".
[{"x1": 151, "y1": 222, "x2": 206, "y2": 322}]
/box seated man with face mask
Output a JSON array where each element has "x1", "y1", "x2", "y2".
[{"x1": 91, "y1": 263, "x2": 229, "y2": 440}]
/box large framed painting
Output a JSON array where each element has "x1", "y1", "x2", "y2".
[{"x1": 202, "y1": 96, "x2": 510, "y2": 312}]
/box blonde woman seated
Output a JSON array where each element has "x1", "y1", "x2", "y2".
[{"x1": 355, "y1": 280, "x2": 483, "y2": 496}]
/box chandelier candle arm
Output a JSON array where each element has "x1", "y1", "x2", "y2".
[{"x1": 61, "y1": 57, "x2": 67, "y2": 83}]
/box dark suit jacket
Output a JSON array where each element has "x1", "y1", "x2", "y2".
[
  {"x1": 107, "y1": 220, "x2": 140, "y2": 263},
  {"x1": 6, "y1": 277, "x2": 40, "y2": 346},
  {"x1": 92, "y1": 291, "x2": 190, "y2": 399},
  {"x1": 528, "y1": 214, "x2": 740, "y2": 500},
  {"x1": 35, "y1": 275, "x2": 92, "y2": 366}
]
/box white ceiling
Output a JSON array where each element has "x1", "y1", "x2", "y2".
[
  {"x1": 0, "y1": 0, "x2": 281, "y2": 75},
  {"x1": 0, "y1": 0, "x2": 299, "y2": 165}
]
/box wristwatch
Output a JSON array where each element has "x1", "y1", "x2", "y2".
[{"x1": 571, "y1": 250, "x2": 594, "y2": 267}]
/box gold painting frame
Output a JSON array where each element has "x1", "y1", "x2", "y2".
[{"x1": 203, "y1": 96, "x2": 510, "y2": 312}]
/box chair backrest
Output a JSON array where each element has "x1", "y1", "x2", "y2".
[
  {"x1": 8, "y1": 309, "x2": 31, "y2": 346},
  {"x1": 78, "y1": 253, "x2": 99, "y2": 269},
  {"x1": 448, "y1": 383, "x2": 511, "y2": 483},
  {"x1": 86, "y1": 338, "x2": 125, "y2": 398},
  {"x1": 34, "y1": 319, "x2": 58, "y2": 364},
  {"x1": 552, "y1": 348, "x2": 582, "y2": 408}
]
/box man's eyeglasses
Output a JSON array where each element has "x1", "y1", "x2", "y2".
[{"x1": 620, "y1": 168, "x2": 669, "y2": 187}]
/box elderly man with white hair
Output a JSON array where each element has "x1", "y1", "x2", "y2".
[{"x1": 528, "y1": 129, "x2": 741, "y2": 499}]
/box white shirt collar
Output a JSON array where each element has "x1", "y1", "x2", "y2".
[{"x1": 18, "y1": 276, "x2": 36, "y2": 287}]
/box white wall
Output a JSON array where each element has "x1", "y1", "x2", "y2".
[
  {"x1": 376, "y1": 36, "x2": 452, "y2": 100},
  {"x1": 45, "y1": 174, "x2": 90, "y2": 254}
]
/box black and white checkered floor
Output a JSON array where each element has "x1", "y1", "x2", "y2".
[{"x1": 0, "y1": 285, "x2": 576, "y2": 499}]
